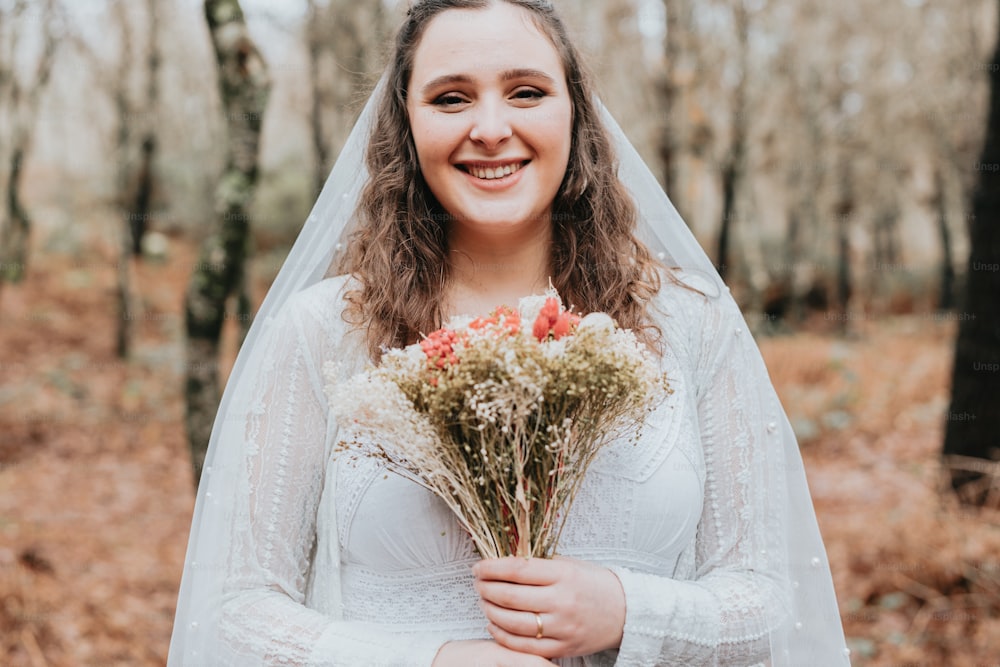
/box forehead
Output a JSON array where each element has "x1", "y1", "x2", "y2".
[{"x1": 409, "y1": 4, "x2": 565, "y2": 84}]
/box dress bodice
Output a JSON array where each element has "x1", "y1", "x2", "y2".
[
  {"x1": 332, "y1": 343, "x2": 704, "y2": 661},
  {"x1": 168, "y1": 274, "x2": 850, "y2": 667}
]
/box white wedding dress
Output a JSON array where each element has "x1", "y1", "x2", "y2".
[{"x1": 175, "y1": 271, "x2": 851, "y2": 667}]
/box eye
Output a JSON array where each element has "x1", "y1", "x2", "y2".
[
  {"x1": 512, "y1": 87, "x2": 545, "y2": 101},
  {"x1": 432, "y1": 93, "x2": 468, "y2": 108}
]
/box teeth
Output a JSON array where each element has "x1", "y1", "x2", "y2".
[{"x1": 467, "y1": 162, "x2": 523, "y2": 180}]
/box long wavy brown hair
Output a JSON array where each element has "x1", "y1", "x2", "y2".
[{"x1": 338, "y1": 0, "x2": 664, "y2": 360}]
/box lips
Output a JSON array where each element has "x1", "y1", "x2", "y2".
[{"x1": 456, "y1": 160, "x2": 530, "y2": 181}]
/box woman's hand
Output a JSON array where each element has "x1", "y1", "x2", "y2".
[
  {"x1": 472, "y1": 555, "x2": 626, "y2": 659},
  {"x1": 432, "y1": 639, "x2": 557, "y2": 666}
]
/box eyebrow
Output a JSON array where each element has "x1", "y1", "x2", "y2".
[{"x1": 419, "y1": 68, "x2": 558, "y2": 96}]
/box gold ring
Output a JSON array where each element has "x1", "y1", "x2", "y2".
[{"x1": 534, "y1": 612, "x2": 544, "y2": 639}]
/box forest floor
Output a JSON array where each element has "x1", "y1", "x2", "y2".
[{"x1": 1, "y1": 234, "x2": 998, "y2": 667}]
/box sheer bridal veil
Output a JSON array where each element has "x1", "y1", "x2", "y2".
[{"x1": 168, "y1": 67, "x2": 850, "y2": 665}]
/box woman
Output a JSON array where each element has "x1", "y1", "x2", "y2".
[{"x1": 169, "y1": 1, "x2": 850, "y2": 665}]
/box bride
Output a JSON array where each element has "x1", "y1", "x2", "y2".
[{"x1": 168, "y1": 1, "x2": 850, "y2": 665}]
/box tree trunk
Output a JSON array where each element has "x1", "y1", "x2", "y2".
[
  {"x1": 775, "y1": 207, "x2": 801, "y2": 323},
  {"x1": 716, "y1": 1, "x2": 751, "y2": 288},
  {"x1": 114, "y1": 0, "x2": 161, "y2": 358},
  {"x1": 111, "y1": 0, "x2": 136, "y2": 358},
  {"x1": 942, "y1": 4, "x2": 1000, "y2": 505},
  {"x1": 305, "y1": 0, "x2": 330, "y2": 199},
  {"x1": 717, "y1": 161, "x2": 736, "y2": 281},
  {"x1": 1, "y1": 149, "x2": 29, "y2": 284},
  {"x1": 870, "y1": 206, "x2": 899, "y2": 313},
  {"x1": 935, "y1": 169, "x2": 956, "y2": 311},
  {"x1": 305, "y1": 0, "x2": 385, "y2": 199},
  {"x1": 184, "y1": 0, "x2": 271, "y2": 485},
  {"x1": 834, "y1": 196, "x2": 853, "y2": 333},
  {"x1": 128, "y1": 0, "x2": 161, "y2": 258},
  {"x1": 659, "y1": 0, "x2": 693, "y2": 218},
  {"x1": 791, "y1": 69, "x2": 828, "y2": 319},
  {"x1": 113, "y1": 77, "x2": 136, "y2": 357},
  {"x1": 0, "y1": 0, "x2": 58, "y2": 286}
]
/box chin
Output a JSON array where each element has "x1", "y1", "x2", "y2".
[
  {"x1": 453, "y1": 202, "x2": 549, "y2": 227},
  {"x1": 455, "y1": 214, "x2": 547, "y2": 234}
]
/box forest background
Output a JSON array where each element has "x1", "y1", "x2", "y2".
[{"x1": 1, "y1": 0, "x2": 999, "y2": 665}]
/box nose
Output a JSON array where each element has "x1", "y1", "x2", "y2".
[{"x1": 468, "y1": 97, "x2": 513, "y2": 148}]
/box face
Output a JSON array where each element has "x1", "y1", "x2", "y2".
[{"x1": 406, "y1": 3, "x2": 573, "y2": 240}]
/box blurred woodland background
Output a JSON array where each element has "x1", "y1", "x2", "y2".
[{"x1": 1, "y1": 0, "x2": 999, "y2": 665}]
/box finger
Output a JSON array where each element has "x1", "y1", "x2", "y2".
[
  {"x1": 473, "y1": 556, "x2": 559, "y2": 585},
  {"x1": 488, "y1": 622, "x2": 563, "y2": 659},
  {"x1": 475, "y1": 579, "x2": 548, "y2": 612},
  {"x1": 481, "y1": 599, "x2": 555, "y2": 639}
]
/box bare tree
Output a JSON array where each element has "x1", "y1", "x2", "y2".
[
  {"x1": 109, "y1": 0, "x2": 139, "y2": 357},
  {"x1": 126, "y1": 0, "x2": 161, "y2": 259},
  {"x1": 304, "y1": 0, "x2": 388, "y2": 199},
  {"x1": 914, "y1": 3, "x2": 990, "y2": 313},
  {"x1": 0, "y1": 0, "x2": 60, "y2": 287},
  {"x1": 112, "y1": 0, "x2": 161, "y2": 356},
  {"x1": 184, "y1": 0, "x2": 271, "y2": 485},
  {"x1": 660, "y1": 0, "x2": 695, "y2": 210},
  {"x1": 656, "y1": 0, "x2": 987, "y2": 320},
  {"x1": 779, "y1": 66, "x2": 830, "y2": 321},
  {"x1": 69, "y1": 0, "x2": 163, "y2": 357},
  {"x1": 833, "y1": 162, "x2": 854, "y2": 332},
  {"x1": 305, "y1": 0, "x2": 331, "y2": 199},
  {"x1": 942, "y1": 2, "x2": 1000, "y2": 505},
  {"x1": 715, "y1": 0, "x2": 751, "y2": 286},
  {"x1": 934, "y1": 169, "x2": 956, "y2": 311}
]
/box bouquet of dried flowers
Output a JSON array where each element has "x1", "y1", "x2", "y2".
[{"x1": 324, "y1": 293, "x2": 668, "y2": 559}]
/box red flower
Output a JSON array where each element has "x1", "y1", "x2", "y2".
[
  {"x1": 421, "y1": 328, "x2": 459, "y2": 370},
  {"x1": 551, "y1": 311, "x2": 579, "y2": 340},
  {"x1": 532, "y1": 297, "x2": 579, "y2": 341},
  {"x1": 471, "y1": 305, "x2": 521, "y2": 336},
  {"x1": 539, "y1": 298, "x2": 560, "y2": 322},
  {"x1": 532, "y1": 317, "x2": 551, "y2": 341},
  {"x1": 495, "y1": 305, "x2": 521, "y2": 335}
]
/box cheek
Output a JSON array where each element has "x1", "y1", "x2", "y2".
[
  {"x1": 410, "y1": 113, "x2": 460, "y2": 170},
  {"x1": 536, "y1": 107, "x2": 573, "y2": 164}
]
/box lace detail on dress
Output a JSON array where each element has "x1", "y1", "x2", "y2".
[{"x1": 340, "y1": 561, "x2": 486, "y2": 634}]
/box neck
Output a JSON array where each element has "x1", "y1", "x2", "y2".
[{"x1": 444, "y1": 220, "x2": 553, "y2": 315}]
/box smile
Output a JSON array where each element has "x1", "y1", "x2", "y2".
[{"x1": 456, "y1": 160, "x2": 529, "y2": 180}]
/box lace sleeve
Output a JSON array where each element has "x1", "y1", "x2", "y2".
[
  {"x1": 190, "y1": 289, "x2": 444, "y2": 666},
  {"x1": 609, "y1": 292, "x2": 795, "y2": 667}
]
